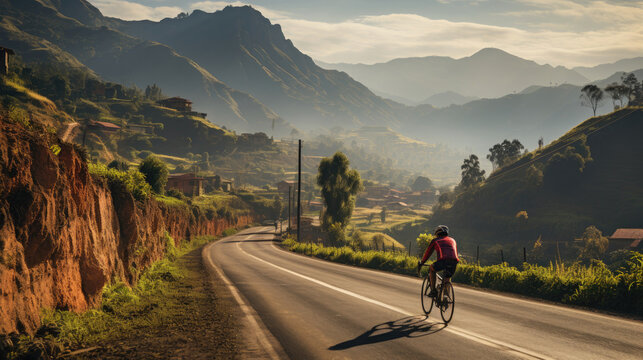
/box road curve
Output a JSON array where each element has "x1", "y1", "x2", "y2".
[{"x1": 205, "y1": 227, "x2": 643, "y2": 360}]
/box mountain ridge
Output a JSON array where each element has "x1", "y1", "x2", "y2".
[
  {"x1": 0, "y1": 0, "x2": 290, "y2": 135},
  {"x1": 320, "y1": 47, "x2": 589, "y2": 102},
  {"x1": 110, "y1": 5, "x2": 405, "y2": 130}
]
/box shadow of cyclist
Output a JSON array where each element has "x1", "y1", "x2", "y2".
[{"x1": 328, "y1": 316, "x2": 446, "y2": 350}]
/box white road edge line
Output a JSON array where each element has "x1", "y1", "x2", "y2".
[
  {"x1": 270, "y1": 241, "x2": 643, "y2": 327},
  {"x1": 238, "y1": 241, "x2": 553, "y2": 360},
  {"x1": 203, "y1": 241, "x2": 284, "y2": 360}
]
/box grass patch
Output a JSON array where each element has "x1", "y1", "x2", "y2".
[{"x1": 2, "y1": 231, "x2": 242, "y2": 359}]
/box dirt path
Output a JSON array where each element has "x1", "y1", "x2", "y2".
[
  {"x1": 71, "y1": 247, "x2": 242, "y2": 359},
  {"x1": 59, "y1": 122, "x2": 79, "y2": 142}
]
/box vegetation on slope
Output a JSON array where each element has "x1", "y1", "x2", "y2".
[
  {"x1": 282, "y1": 237, "x2": 643, "y2": 315},
  {"x1": 427, "y1": 107, "x2": 643, "y2": 263}
]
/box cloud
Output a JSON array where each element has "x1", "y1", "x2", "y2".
[
  {"x1": 275, "y1": 11, "x2": 643, "y2": 67},
  {"x1": 92, "y1": 0, "x2": 182, "y2": 20},
  {"x1": 92, "y1": 0, "x2": 643, "y2": 67}
]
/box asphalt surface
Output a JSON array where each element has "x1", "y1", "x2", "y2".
[{"x1": 205, "y1": 227, "x2": 643, "y2": 359}]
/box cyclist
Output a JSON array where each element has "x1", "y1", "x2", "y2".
[{"x1": 417, "y1": 225, "x2": 459, "y2": 297}]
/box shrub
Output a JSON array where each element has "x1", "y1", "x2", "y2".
[
  {"x1": 88, "y1": 163, "x2": 151, "y2": 201},
  {"x1": 138, "y1": 155, "x2": 168, "y2": 194},
  {"x1": 282, "y1": 237, "x2": 642, "y2": 315}
]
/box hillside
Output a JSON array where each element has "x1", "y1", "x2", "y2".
[
  {"x1": 427, "y1": 107, "x2": 643, "y2": 263},
  {"x1": 321, "y1": 48, "x2": 588, "y2": 103},
  {"x1": 0, "y1": 0, "x2": 289, "y2": 135},
  {"x1": 111, "y1": 6, "x2": 404, "y2": 131}
]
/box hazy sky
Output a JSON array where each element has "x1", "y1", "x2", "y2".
[{"x1": 91, "y1": 0, "x2": 643, "y2": 67}]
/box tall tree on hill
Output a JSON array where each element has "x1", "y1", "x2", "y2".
[
  {"x1": 621, "y1": 73, "x2": 641, "y2": 103},
  {"x1": 460, "y1": 154, "x2": 486, "y2": 188},
  {"x1": 580, "y1": 84, "x2": 604, "y2": 116},
  {"x1": 317, "y1": 152, "x2": 363, "y2": 230},
  {"x1": 487, "y1": 139, "x2": 524, "y2": 169}
]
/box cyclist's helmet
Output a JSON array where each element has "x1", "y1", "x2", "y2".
[{"x1": 434, "y1": 225, "x2": 449, "y2": 237}]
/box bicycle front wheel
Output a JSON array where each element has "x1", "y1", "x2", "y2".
[
  {"x1": 440, "y1": 281, "x2": 455, "y2": 323},
  {"x1": 421, "y1": 276, "x2": 434, "y2": 315}
]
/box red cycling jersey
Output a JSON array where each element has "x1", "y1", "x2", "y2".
[{"x1": 421, "y1": 236, "x2": 459, "y2": 263}]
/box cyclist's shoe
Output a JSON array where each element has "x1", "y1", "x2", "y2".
[{"x1": 428, "y1": 289, "x2": 438, "y2": 297}]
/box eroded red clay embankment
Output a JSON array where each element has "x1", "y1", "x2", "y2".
[{"x1": 0, "y1": 121, "x2": 252, "y2": 334}]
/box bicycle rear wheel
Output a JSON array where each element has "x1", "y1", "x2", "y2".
[
  {"x1": 440, "y1": 281, "x2": 455, "y2": 323},
  {"x1": 421, "y1": 276, "x2": 434, "y2": 315}
]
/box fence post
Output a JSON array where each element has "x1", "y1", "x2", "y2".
[
  {"x1": 408, "y1": 241, "x2": 412, "y2": 256},
  {"x1": 476, "y1": 245, "x2": 479, "y2": 264},
  {"x1": 523, "y1": 247, "x2": 527, "y2": 263},
  {"x1": 500, "y1": 249, "x2": 504, "y2": 264}
]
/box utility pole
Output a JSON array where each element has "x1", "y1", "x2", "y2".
[
  {"x1": 297, "y1": 139, "x2": 302, "y2": 243},
  {"x1": 288, "y1": 186, "x2": 291, "y2": 233}
]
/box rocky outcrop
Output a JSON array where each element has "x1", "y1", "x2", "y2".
[{"x1": 0, "y1": 121, "x2": 252, "y2": 334}]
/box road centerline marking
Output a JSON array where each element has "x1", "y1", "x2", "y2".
[{"x1": 237, "y1": 240, "x2": 552, "y2": 360}]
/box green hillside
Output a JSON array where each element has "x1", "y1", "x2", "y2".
[
  {"x1": 427, "y1": 107, "x2": 643, "y2": 263},
  {"x1": 0, "y1": 0, "x2": 289, "y2": 135}
]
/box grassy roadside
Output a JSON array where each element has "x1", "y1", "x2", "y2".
[
  {"x1": 282, "y1": 237, "x2": 643, "y2": 316},
  {"x1": 2, "y1": 229, "x2": 240, "y2": 360}
]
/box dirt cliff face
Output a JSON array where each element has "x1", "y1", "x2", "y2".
[{"x1": 0, "y1": 121, "x2": 252, "y2": 334}]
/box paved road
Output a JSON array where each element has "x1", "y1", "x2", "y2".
[{"x1": 205, "y1": 227, "x2": 643, "y2": 359}]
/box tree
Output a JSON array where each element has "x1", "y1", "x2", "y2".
[
  {"x1": 604, "y1": 83, "x2": 629, "y2": 109},
  {"x1": 578, "y1": 226, "x2": 608, "y2": 260},
  {"x1": 487, "y1": 139, "x2": 524, "y2": 169},
  {"x1": 367, "y1": 213, "x2": 375, "y2": 225},
  {"x1": 139, "y1": 155, "x2": 169, "y2": 194},
  {"x1": 411, "y1": 176, "x2": 433, "y2": 192},
  {"x1": 580, "y1": 84, "x2": 604, "y2": 116},
  {"x1": 460, "y1": 154, "x2": 486, "y2": 188},
  {"x1": 380, "y1": 207, "x2": 387, "y2": 223},
  {"x1": 317, "y1": 152, "x2": 363, "y2": 230},
  {"x1": 621, "y1": 73, "x2": 639, "y2": 102}
]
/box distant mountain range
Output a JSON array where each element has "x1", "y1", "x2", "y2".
[
  {"x1": 2, "y1": 0, "x2": 641, "y2": 172},
  {"x1": 573, "y1": 57, "x2": 643, "y2": 81},
  {"x1": 420, "y1": 91, "x2": 479, "y2": 108},
  {"x1": 318, "y1": 49, "x2": 589, "y2": 103}
]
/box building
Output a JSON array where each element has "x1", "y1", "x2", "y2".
[
  {"x1": 88, "y1": 120, "x2": 120, "y2": 133},
  {"x1": 1, "y1": 47, "x2": 14, "y2": 75},
  {"x1": 203, "y1": 175, "x2": 234, "y2": 192},
  {"x1": 608, "y1": 229, "x2": 643, "y2": 252},
  {"x1": 158, "y1": 97, "x2": 192, "y2": 112},
  {"x1": 276, "y1": 180, "x2": 296, "y2": 194},
  {"x1": 167, "y1": 173, "x2": 204, "y2": 197}
]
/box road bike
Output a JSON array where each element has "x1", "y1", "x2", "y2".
[{"x1": 419, "y1": 265, "x2": 455, "y2": 323}]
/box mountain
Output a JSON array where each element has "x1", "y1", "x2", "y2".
[
  {"x1": 574, "y1": 57, "x2": 643, "y2": 81},
  {"x1": 420, "y1": 91, "x2": 479, "y2": 107},
  {"x1": 428, "y1": 107, "x2": 643, "y2": 262},
  {"x1": 402, "y1": 83, "x2": 614, "y2": 158},
  {"x1": 0, "y1": 0, "x2": 288, "y2": 135},
  {"x1": 322, "y1": 48, "x2": 589, "y2": 103},
  {"x1": 110, "y1": 6, "x2": 404, "y2": 131}
]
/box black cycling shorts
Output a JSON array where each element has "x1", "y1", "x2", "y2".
[{"x1": 432, "y1": 259, "x2": 458, "y2": 278}]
